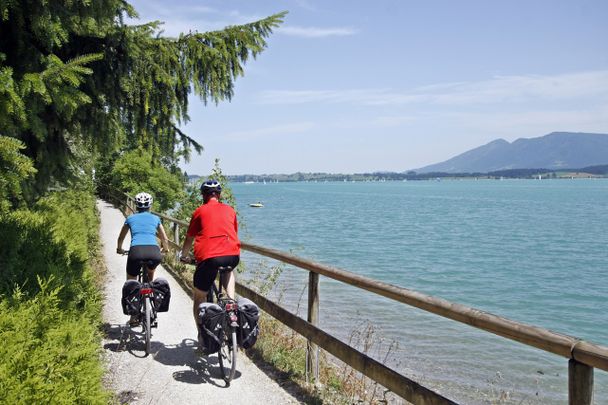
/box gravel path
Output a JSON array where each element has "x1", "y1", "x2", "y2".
[{"x1": 97, "y1": 200, "x2": 299, "y2": 404}]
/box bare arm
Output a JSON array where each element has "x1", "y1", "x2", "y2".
[
  {"x1": 117, "y1": 224, "x2": 129, "y2": 253},
  {"x1": 180, "y1": 235, "x2": 194, "y2": 259},
  {"x1": 157, "y1": 223, "x2": 170, "y2": 253}
]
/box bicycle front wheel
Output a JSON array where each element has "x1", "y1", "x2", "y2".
[
  {"x1": 144, "y1": 297, "x2": 152, "y2": 354},
  {"x1": 218, "y1": 330, "x2": 237, "y2": 384}
]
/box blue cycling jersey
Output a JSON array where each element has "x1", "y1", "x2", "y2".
[{"x1": 125, "y1": 212, "x2": 161, "y2": 246}]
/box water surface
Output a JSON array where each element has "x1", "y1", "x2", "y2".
[{"x1": 232, "y1": 179, "x2": 608, "y2": 404}]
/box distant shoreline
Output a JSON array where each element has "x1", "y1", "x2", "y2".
[
  {"x1": 232, "y1": 175, "x2": 607, "y2": 183},
  {"x1": 188, "y1": 164, "x2": 608, "y2": 183}
]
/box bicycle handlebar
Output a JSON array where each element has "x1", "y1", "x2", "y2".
[{"x1": 179, "y1": 255, "x2": 195, "y2": 265}]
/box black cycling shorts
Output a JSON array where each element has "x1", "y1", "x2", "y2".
[
  {"x1": 126, "y1": 245, "x2": 162, "y2": 276},
  {"x1": 193, "y1": 255, "x2": 240, "y2": 291}
]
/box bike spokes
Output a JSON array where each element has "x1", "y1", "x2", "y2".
[
  {"x1": 218, "y1": 330, "x2": 237, "y2": 384},
  {"x1": 144, "y1": 297, "x2": 152, "y2": 354}
]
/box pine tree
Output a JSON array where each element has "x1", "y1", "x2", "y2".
[
  {"x1": 0, "y1": 136, "x2": 36, "y2": 211},
  {"x1": 0, "y1": 1, "x2": 285, "y2": 196}
]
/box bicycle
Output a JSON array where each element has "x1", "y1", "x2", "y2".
[
  {"x1": 121, "y1": 250, "x2": 157, "y2": 355},
  {"x1": 208, "y1": 266, "x2": 239, "y2": 384},
  {"x1": 180, "y1": 256, "x2": 239, "y2": 384}
]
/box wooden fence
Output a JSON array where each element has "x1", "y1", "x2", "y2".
[{"x1": 103, "y1": 189, "x2": 608, "y2": 405}]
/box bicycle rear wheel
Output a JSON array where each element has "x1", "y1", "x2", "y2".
[
  {"x1": 218, "y1": 330, "x2": 237, "y2": 383},
  {"x1": 144, "y1": 297, "x2": 152, "y2": 354}
]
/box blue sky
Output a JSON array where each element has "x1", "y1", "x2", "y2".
[{"x1": 128, "y1": 0, "x2": 608, "y2": 175}]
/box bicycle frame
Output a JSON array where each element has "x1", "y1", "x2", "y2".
[
  {"x1": 137, "y1": 260, "x2": 157, "y2": 355},
  {"x1": 182, "y1": 256, "x2": 239, "y2": 383},
  {"x1": 207, "y1": 267, "x2": 239, "y2": 384},
  {"x1": 121, "y1": 249, "x2": 157, "y2": 355}
]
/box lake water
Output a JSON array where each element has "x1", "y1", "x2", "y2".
[{"x1": 231, "y1": 179, "x2": 608, "y2": 404}]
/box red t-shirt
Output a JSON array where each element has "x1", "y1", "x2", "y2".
[{"x1": 186, "y1": 198, "x2": 240, "y2": 262}]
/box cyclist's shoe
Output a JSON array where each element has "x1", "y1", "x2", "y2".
[
  {"x1": 195, "y1": 347, "x2": 209, "y2": 356},
  {"x1": 196, "y1": 326, "x2": 211, "y2": 356},
  {"x1": 197, "y1": 335, "x2": 209, "y2": 356},
  {"x1": 128, "y1": 315, "x2": 140, "y2": 327}
]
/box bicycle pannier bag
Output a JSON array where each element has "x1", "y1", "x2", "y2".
[
  {"x1": 198, "y1": 303, "x2": 224, "y2": 354},
  {"x1": 151, "y1": 278, "x2": 171, "y2": 312},
  {"x1": 121, "y1": 280, "x2": 141, "y2": 315},
  {"x1": 236, "y1": 297, "x2": 259, "y2": 349}
]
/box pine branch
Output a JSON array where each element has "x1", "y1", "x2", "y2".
[{"x1": 178, "y1": 11, "x2": 287, "y2": 104}]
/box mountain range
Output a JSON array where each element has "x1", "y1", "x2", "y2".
[{"x1": 415, "y1": 132, "x2": 608, "y2": 173}]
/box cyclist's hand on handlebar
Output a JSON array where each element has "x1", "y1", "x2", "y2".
[
  {"x1": 179, "y1": 255, "x2": 194, "y2": 264},
  {"x1": 116, "y1": 247, "x2": 125, "y2": 255}
]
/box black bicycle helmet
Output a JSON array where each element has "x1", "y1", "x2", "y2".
[{"x1": 200, "y1": 180, "x2": 222, "y2": 195}]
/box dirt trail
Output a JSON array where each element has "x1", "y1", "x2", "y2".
[{"x1": 98, "y1": 200, "x2": 298, "y2": 404}]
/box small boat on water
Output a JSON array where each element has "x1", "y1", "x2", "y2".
[{"x1": 249, "y1": 202, "x2": 264, "y2": 208}]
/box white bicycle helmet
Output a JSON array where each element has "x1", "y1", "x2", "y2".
[{"x1": 134, "y1": 192, "x2": 153, "y2": 209}]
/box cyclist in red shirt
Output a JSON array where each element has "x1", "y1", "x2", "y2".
[{"x1": 179, "y1": 180, "x2": 240, "y2": 325}]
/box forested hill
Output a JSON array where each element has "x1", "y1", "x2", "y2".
[
  {"x1": 189, "y1": 163, "x2": 608, "y2": 184},
  {"x1": 415, "y1": 132, "x2": 608, "y2": 173}
]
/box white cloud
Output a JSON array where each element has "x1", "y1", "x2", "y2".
[
  {"x1": 127, "y1": 1, "x2": 354, "y2": 39},
  {"x1": 372, "y1": 115, "x2": 417, "y2": 127},
  {"x1": 259, "y1": 89, "x2": 405, "y2": 104},
  {"x1": 278, "y1": 26, "x2": 357, "y2": 38},
  {"x1": 127, "y1": 1, "x2": 268, "y2": 36},
  {"x1": 258, "y1": 70, "x2": 608, "y2": 106},
  {"x1": 223, "y1": 122, "x2": 317, "y2": 140},
  {"x1": 293, "y1": 0, "x2": 317, "y2": 11},
  {"x1": 444, "y1": 105, "x2": 608, "y2": 137}
]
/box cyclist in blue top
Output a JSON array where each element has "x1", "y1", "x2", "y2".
[{"x1": 116, "y1": 192, "x2": 169, "y2": 282}]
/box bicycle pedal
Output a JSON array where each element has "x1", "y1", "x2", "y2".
[{"x1": 152, "y1": 321, "x2": 158, "y2": 328}]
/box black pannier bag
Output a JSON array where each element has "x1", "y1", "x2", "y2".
[
  {"x1": 236, "y1": 297, "x2": 260, "y2": 349},
  {"x1": 121, "y1": 280, "x2": 141, "y2": 315},
  {"x1": 198, "y1": 303, "x2": 224, "y2": 354},
  {"x1": 151, "y1": 278, "x2": 171, "y2": 312}
]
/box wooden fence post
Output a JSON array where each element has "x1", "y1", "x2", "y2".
[
  {"x1": 306, "y1": 272, "x2": 320, "y2": 382},
  {"x1": 127, "y1": 197, "x2": 133, "y2": 214},
  {"x1": 569, "y1": 359, "x2": 593, "y2": 405},
  {"x1": 173, "y1": 223, "x2": 180, "y2": 249}
]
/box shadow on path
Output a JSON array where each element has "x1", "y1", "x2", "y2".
[
  {"x1": 103, "y1": 321, "x2": 248, "y2": 388},
  {"x1": 152, "y1": 338, "x2": 243, "y2": 387},
  {"x1": 102, "y1": 322, "x2": 161, "y2": 358}
]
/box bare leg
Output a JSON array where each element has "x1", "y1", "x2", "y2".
[
  {"x1": 193, "y1": 287, "x2": 208, "y2": 325},
  {"x1": 221, "y1": 271, "x2": 236, "y2": 300}
]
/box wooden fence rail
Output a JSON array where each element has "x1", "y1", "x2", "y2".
[{"x1": 102, "y1": 189, "x2": 608, "y2": 405}]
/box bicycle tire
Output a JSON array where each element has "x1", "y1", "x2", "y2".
[
  {"x1": 218, "y1": 329, "x2": 237, "y2": 383},
  {"x1": 144, "y1": 297, "x2": 152, "y2": 354}
]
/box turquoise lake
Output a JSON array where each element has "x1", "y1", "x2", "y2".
[{"x1": 231, "y1": 179, "x2": 608, "y2": 404}]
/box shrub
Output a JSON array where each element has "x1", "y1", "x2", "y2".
[
  {"x1": 0, "y1": 190, "x2": 98, "y2": 306},
  {"x1": 0, "y1": 189, "x2": 108, "y2": 403},
  {"x1": 105, "y1": 148, "x2": 185, "y2": 212},
  {"x1": 0, "y1": 279, "x2": 108, "y2": 404}
]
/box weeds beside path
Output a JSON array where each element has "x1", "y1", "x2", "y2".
[{"x1": 163, "y1": 254, "x2": 405, "y2": 404}]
